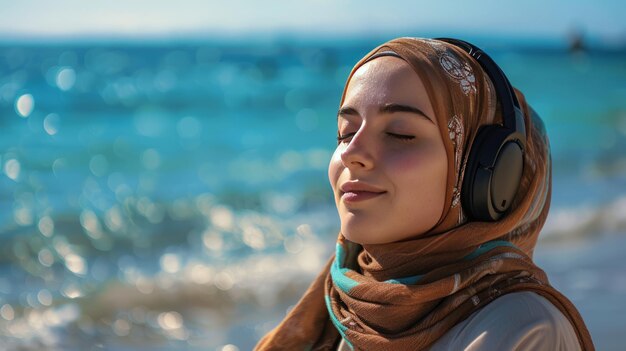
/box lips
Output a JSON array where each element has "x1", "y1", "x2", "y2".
[{"x1": 339, "y1": 181, "x2": 386, "y2": 203}]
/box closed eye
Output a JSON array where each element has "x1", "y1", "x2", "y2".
[
  {"x1": 337, "y1": 133, "x2": 356, "y2": 144},
  {"x1": 338, "y1": 132, "x2": 414, "y2": 144},
  {"x1": 387, "y1": 132, "x2": 414, "y2": 140}
]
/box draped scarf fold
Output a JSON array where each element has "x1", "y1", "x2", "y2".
[{"x1": 255, "y1": 37, "x2": 594, "y2": 351}]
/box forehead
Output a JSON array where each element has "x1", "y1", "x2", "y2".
[{"x1": 343, "y1": 56, "x2": 432, "y2": 112}]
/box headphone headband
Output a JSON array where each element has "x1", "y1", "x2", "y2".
[{"x1": 434, "y1": 38, "x2": 526, "y2": 143}]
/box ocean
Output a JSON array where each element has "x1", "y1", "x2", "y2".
[{"x1": 0, "y1": 36, "x2": 625, "y2": 350}]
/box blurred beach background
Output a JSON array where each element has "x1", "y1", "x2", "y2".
[{"x1": 1, "y1": 0, "x2": 625, "y2": 350}]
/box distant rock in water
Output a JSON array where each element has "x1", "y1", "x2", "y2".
[{"x1": 568, "y1": 29, "x2": 587, "y2": 54}]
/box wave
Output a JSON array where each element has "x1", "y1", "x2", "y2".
[{"x1": 540, "y1": 195, "x2": 626, "y2": 243}]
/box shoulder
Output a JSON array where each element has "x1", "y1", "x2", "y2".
[{"x1": 429, "y1": 291, "x2": 581, "y2": 351}]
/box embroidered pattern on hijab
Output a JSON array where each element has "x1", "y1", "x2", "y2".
[
  {"x1": 424, "y1": 38, "x2": 477, "y2": 95},
  {"x1": 448, "y1": 115, "x2": 466, "y2": 224},
  {"x1": 254, "y1": 37, "x2": 594, "y2": 351}
]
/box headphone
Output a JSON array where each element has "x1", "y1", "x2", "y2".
[{"x1": 435, "y1": 38, "x2": 527, "y2": 222}]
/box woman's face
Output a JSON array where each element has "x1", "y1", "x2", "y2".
[{"x1": 328, "y1": 56, "x2": 448, "y2": 244}]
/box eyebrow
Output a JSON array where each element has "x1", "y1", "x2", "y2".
[{"x1": 337, "y1": 103, "x2": 434, "y2": 124}]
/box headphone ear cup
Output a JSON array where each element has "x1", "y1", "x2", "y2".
[
  {"x1": 490, "y1": 140, "x2": 524, "y2": 214},
  {"x1": 461, "y1": 126, "x2": 523, "y2": 221}
]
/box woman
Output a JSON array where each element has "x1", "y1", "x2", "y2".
[{"x1": 255, "y1": 37, "x2": 594, "y2": 350}]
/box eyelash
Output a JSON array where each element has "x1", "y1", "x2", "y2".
[
  {"x1": 388, "y1": 133, "x2": 415, "y2": 141},
  {"x1": 336, "y1": 133, "x2": 354, "y2": 143},
  {"x1": 336, "y1": 132, "x2": 415, "y2": 143}
]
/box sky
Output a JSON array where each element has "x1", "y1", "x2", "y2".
[{"x1": 0, "y1": 0, "x2": 624, "y2": 42}]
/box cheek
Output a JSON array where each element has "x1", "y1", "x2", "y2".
[
  {"x1": 386, "y1": 145, "x2": 448, "y2": 190},
  {"x1": 388, "y1": 152, "x2": 421, "y2": 173},
  {"x1": 385, "y1": 148, "x2": 427, "y2": 174},
  {"x1": 328, "y1": 148, "x2": 343, "y2": 191}
]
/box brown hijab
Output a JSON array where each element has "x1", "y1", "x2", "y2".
[{"x1": 255, "y1": 37, "x2": 594, "y2": 351}]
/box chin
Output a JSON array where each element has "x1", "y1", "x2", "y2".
[{"x1": 341, "y1": 225, "x2": 385, "y2": 245}]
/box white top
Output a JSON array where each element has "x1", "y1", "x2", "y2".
[{"x1": 337, "y1": 291, "x2": 581, "y2": 351}]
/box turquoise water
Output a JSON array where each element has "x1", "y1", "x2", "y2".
[{"x1": 0, "y1": 38, "x2": 625, "y2": 350}]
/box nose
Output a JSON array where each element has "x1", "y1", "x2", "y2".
[{"x1": 340, "y1": 130, "x2": 375, "y2": 170}]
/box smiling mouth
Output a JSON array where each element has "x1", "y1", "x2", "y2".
[{"x1": 341, "y1": 190, "x2": 386, "y2": 203}]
